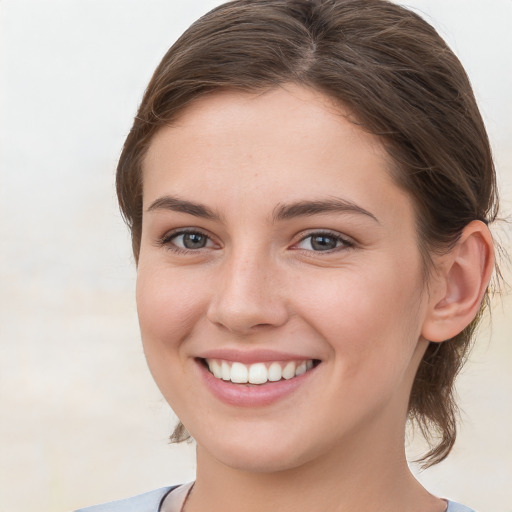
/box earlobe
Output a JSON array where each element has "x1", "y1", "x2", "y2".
[{"x1": 421, "y1": 220, "x2": 494, "y2": 343}]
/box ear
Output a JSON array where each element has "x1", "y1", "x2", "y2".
[{"x1": 421, "y1": 220, "x2": 494, "y2": 343}]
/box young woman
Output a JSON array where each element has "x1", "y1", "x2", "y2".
[{"x1": 76, "y1": 0, "x2": 501, "y2": 510}]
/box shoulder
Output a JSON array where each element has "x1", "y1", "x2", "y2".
[
  {"x1": 73, "y1": 486, "x2": 177, "y2": 512},
  {"x1": 446, "y1": 501, "x2": 477, "y2": 512}
]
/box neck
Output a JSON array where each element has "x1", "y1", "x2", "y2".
[{"x1": 185, "y1": 422, "x2": 444, "y2": 512}]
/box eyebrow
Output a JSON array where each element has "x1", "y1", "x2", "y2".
[
  {"x1": 146, "y1": 195, "x2": 378, "y2": 224},
  {"x1": 146, "y1": 196, "x2": 220, "y2": 220},
  {"x1": 272, "y1": 197, "x2": 379, "y2": 223}
]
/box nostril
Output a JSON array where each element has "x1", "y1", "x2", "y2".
[{"x1": 206, "y1": 272, "x2": 289, "y2": 333}]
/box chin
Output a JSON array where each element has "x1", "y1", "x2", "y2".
[
  {"x1": 212, "y1": 445, "x2": 308, "y2": 474},
  {"x1": 194, "y1": 423, "x2": 319, "y2": 474}
]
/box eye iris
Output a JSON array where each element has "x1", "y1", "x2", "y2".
[
  {"x1": 183, "y1": 233, "x2": 207, "y2": 249},
  {"x1": 311, "y1": 235, "x2": 337, "y2": 251}
]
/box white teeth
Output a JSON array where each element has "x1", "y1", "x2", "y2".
[
  {"x1": 206, "y1": 358, "x2": 316, "y2": 384},
  {"x1": 295, "y1": 362, "x2": 307, "y2": 376},
  {"x1": 248, "y1": 363, "x2": 268, "y2": 384},
  {"x1": 221, "y1": 361, "x2": 231, "y2": 381},
  {"x1": 231, "y1": 362, "x2": 248, "y2": 383},
  {"x1": 282, "y1": 361, "x2": 295, "y2": 380},
  {"x1": 210, "y1": 360, "x2": 222, "y2": 379},
  {"x1": 268, "y1": 362, "x2": 282, "y2": 382}
]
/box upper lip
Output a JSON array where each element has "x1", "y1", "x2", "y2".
[{"x1": 197, "y1": 348, "x2": 318, "y2": 365}]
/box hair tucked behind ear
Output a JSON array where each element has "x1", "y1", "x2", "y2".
[
  {"x1": 116, "y1": 0, "x2": 501, "y2": 467},
  {"x1": 409, "y1": 321, "x2": 478, "y2": 464}
]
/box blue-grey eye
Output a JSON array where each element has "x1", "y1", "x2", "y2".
[
  {"x1": 310, "y1": 234, "x2": 338, "y2": 251},
  {"x1": 296, "y1": 233, "x2": 349, "y2": 251},
  {"x1": 172, "y1": 232, "x2": 210, "y2": 249}
]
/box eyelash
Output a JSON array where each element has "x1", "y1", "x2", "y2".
[{"x1": 158, "y1": 229, "x2": 354, "y2": 255}]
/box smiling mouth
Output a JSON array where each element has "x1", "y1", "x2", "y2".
[{"x1": 201, "y1": 358, "x2": 320, "y2": 385}]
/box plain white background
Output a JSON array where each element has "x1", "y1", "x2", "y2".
[{"x1": 1, "y1": 1, "x2": 511, "y2": 511}]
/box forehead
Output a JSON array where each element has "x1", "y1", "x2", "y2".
[{"x1": 142, "y1": 85, "x2": 411, "y2": 223}]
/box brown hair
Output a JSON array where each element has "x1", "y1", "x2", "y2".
[{"x1": 116, "y1": 0, "x2": 499, "y2": 467}]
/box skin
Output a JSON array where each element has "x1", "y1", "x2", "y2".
[{"x1": 136, "y1": 85, "x2": 487, "y2": 511}]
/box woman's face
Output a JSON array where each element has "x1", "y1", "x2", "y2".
[{"x1": 137, "y1": 85, "x2": 433, "y2": 472}]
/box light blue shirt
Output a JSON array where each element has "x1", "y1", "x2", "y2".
[{"x1": 73, "y1": 485, "x2": 477, "y2": 512}]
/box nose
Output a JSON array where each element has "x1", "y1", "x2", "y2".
[{"x1": 206, "y1": 249, "x2": 289, "y2": 334}]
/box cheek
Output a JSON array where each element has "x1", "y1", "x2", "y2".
[
  {"x1": 135, "y1": 265, "x2": 209, "y2": 407},
  {"x1": 293, "y1": 260, "x2": 425, "y2": 373},
  {"x1": 135, "y1": 265, "x2": 210, "y2": 373},
  {"x1": 137, "y1": 264, "x2": 199, "y2": 332}
]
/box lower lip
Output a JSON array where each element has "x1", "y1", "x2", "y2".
[{"x1": 197, "y1": 360, "x2": 317, "y2": 407}]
